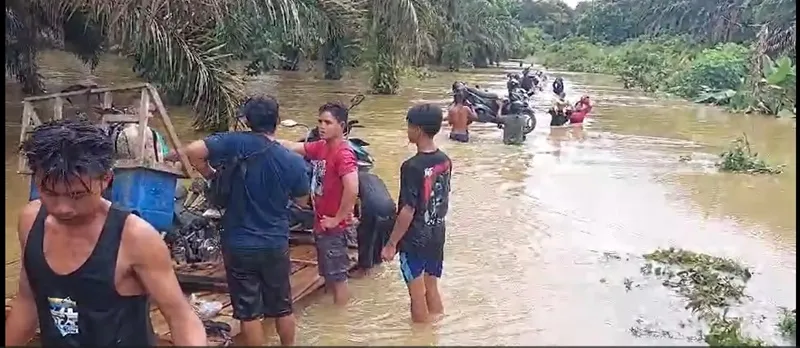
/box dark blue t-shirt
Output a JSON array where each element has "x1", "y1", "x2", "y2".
[{"x1": 204, "y1": 132, "x2": 309, "y2": 250}]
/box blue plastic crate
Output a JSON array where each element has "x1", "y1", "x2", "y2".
[
  {"x1": 110, "y1": 167, "x2": 178, "y2": 232},
  {"x1": 26, "y1": 168, "x2": 177, "y2": 231},
  {"x1": 29, "y1": 178, "x2": 40, "y2": 201}
]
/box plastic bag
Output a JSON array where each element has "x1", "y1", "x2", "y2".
[{"x1": 188, "y1": 293, "x2": 223, "y2": 320}]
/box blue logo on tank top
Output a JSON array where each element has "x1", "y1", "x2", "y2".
[{"x1": 48, "y1": 297, "x2": 79, "y2": 336}]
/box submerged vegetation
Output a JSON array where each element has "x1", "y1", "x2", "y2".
[
  {"x1": 717, "y1": 135, "x2": 784, "y2": 174},
  {"x1": 639, "y1": 248, "x2": 792, "y2": 346},
  {"x1": 777, "y1": 308, "x2": 796, "y2": 343},
  {"x1": 518, "y1": 0, "x2": 796, "y2": 118}
]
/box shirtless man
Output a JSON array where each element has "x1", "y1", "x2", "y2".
[
  {"x1": 446, "y1": 92, "x2": 479, "y2": 143},
  {"x1": 5, "y1": 119, "x2": 206, "y2": 347}
]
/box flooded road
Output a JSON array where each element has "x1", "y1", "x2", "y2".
[{"x1": 4, "y1": 52, "x2": 796, "y2": 345}]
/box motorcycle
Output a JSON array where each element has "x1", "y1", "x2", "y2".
[
  {"x1": 452, "y1": 81, "x2": 502, "y2": 123},
  {"x1": 167, "y1": 182, "x2": 223, "y2": 264},
  {"x1": 453, "y1": 81, "x2": 536, "y2": 135}
]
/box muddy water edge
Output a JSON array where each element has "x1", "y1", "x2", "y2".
[{"x1": 4, "y1": 52, "x2": 796, "y2": 345}]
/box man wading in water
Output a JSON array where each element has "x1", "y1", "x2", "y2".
[
  {"x1": 280, "y1": 101, "x2": 359, "y2": 306},
  {"x1": 382, "y1": 104, "x2": 452, "y2": 323},
  {"x1": 169, "y1": 95, "x2": 309, "y2": 346},
  {"x1": 498, "y1": 100, "x2": 528, "y2": 145},
  {"x1": 446, "y1": 92, "x2": 479, "y2": 143},
  {"x1": 5, "y1": 119, "x2": 206, "y2": 347}
]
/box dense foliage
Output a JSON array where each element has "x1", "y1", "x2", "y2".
[
  {"x1": 516, "y1": 0, "x2": 796, "y2": 118},
  {"x1": 5, "y1": 0, "x2": 796, "y2": 127},
  {"x1": 5, "y1": 0, "x2": 525, "y2": 130}
]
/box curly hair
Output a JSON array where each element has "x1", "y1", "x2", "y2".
[{"x1": 21, "y1": 119, "x2": 114, "y2": 191}]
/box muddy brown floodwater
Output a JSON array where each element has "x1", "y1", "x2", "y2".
[{"x1": 4, "y1": 52, "x2": 796, "y2": 345}]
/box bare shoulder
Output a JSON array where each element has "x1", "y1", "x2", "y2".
[
  {"x1": 120, "y1": 213, "x2": 169, "y2": 260},
  {"x1": 17, "y1": 200, "x2": 42, "y2": 244}
]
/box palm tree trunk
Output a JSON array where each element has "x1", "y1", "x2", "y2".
[
  {"x1": 6, "y1": 5, "x2": 45, "y2": 95},
  {"x1": 368, "y1": 23, "x2": 400, "y2": 94},
  {"x1": 322, "y1": 37, "x2": 344, "y2": 80}
]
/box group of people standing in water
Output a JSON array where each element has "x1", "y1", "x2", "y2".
[
  {"x1": 7, "y1": 96, "x2": 453, "y2": 347},
  {"x1": 548, "y1": 77, "x2": 593, "y2": 127},
  {"x1": 6, "y1": 68, "x2": 582, "y2": 348},
  {"x1": 446, "y1": 70, "x2": 594, "y2": 145}
]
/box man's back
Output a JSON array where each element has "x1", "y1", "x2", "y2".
[
  {"x1": 501, "y1": 114, "x2": 527, "y2": 145},
  {"x1": 448, "y1": 105, "x2": 472, "y2": 133},
  {"x1": 204, "y1": 132, "x2": 309, "y2": 249}
]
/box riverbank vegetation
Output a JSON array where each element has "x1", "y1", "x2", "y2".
[
  {"x1": 777, "y1": 308, "x2": 796, "y2": 343},
  {"x1": 517, "y1": 0, "x2": 796, "y2": 119},
  {"x1": 639, "y1": 248, "x2": 793, "y2": 345},
  {"x1": 5, "y1": 0, "x2": 527, "y2": 130},
  {"x1": 5, "y1": 0, "x2": 796, "y2": 128}
]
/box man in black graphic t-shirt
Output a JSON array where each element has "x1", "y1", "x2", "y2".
[{"x1": 381, "y1": 103, "x2": 452, "y2": 323}]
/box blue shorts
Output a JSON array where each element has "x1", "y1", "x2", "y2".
[{"x1": 399, "y1": 252, "x2": 443, "y2": 283}]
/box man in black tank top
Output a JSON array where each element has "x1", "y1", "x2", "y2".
[{"x1": 5, "y1": 119, "x2": 207, "y2": 347}]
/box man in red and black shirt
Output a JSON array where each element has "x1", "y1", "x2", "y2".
[{"x1": 280, "y1": 102, "x2": 359, "y2": 305}]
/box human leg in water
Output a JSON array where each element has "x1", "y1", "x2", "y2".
[
  {"x1": 224, "y1": 247, "x2": 297, "y2": 346},
  {"x1": 400, "y1": 252, "x2": 444, "y2": 322},
  {"x1": 315, "y1": 231, "x2": 351, "y2": 305}
]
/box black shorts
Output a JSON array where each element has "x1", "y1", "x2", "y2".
[
  {"x1": 449, "y1": 132, "x2": 469, "y2": 143},
  {"x1": 222, "y1": 246, "x2": 293, "y2": 320}
]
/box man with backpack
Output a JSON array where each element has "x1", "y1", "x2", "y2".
[{"x1": 167, "y1": 95, "x2": 309, "y2": 346}]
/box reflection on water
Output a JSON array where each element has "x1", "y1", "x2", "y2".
[{"x1": 4, "y1": 52, "x2": 796, "y2": 345}]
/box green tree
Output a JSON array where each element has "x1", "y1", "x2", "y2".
[
  {"x1": 4, "y1": 0, "x2": 538, "y2": 128},
  {"x1": 516, "y1": 0, "x2": 575, "y2": 40}
]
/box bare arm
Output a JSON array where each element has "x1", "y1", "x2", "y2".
[
  {"x1": 127, "y1": 217, "x2": 206, "y2": 346},
  {"x1": 386, "y1": 205, "x2": 415, "y2": 248},
  {"x1": 167, "y1": 140, "x2": 215, "y2": 179},
  {"x1": 5, "y1": 201, "x2": 42, "y2": 346},
  {"x1": 334, "y1": 171, "x2": 359, "y2": 222},
  {"x1": 385, "y1": 162, "x2": 420, "y2": 250},
  {"x1": 277, "y1": 140, "x2": 306, "y2": 156},
  {"x1": 468, "y1": 106, "x2": 480, "y2": 122}
]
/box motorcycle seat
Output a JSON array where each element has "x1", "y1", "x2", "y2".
[{"x1": 467, "y1": 87, "x2": 499, "y2": 100}]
